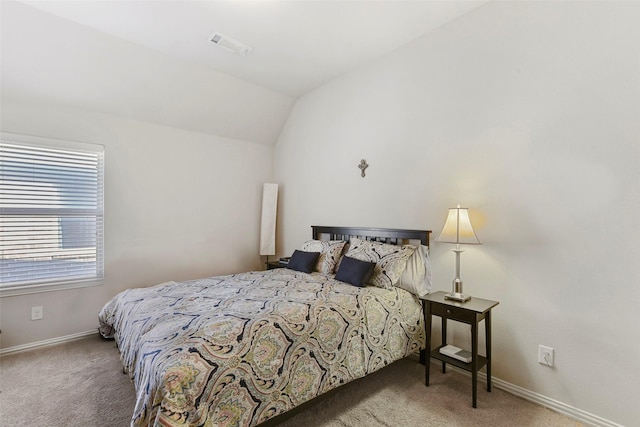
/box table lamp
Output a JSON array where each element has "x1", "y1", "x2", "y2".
[{"x1": 436, "y1": 205, "x2": 480, "y2": 302}]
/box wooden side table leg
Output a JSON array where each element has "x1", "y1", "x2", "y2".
[
  {"x1": 471, "y1": 317, "x2": 478, "y2": 408},
  {"x1": 441, "y1": 317, "x2": 447, "y2": 373},
  {"x1": 486, "y1": 311, "x2": 492, "y2": 392},
  {"x1": 425, "y1": 302, "x2": 432, "y2": 386}
]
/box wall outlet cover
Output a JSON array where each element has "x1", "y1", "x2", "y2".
[
  {"x1": 31, "y1": 306, "x2": 43, "y2": 321},
  {"x1": 538, "y1": 345, "x2": 554, "y2": 367}
]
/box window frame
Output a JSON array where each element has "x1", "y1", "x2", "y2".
[{"x1": 0, "y1": 132, "x2": 104, "y2": 297}]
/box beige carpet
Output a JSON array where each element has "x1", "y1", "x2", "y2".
[{"x1": 0, "y1": 334, "x2": 582, "y2": 426}]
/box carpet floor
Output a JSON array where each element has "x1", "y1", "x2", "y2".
[{"x1": 0, "y1": 334, "x2": 583, "y2": 426}]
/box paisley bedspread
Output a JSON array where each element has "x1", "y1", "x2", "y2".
[{"x1": 98, "y1": 268, "x2": 425, "y2": 427}]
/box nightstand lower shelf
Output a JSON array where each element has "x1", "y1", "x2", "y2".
[{"x1": 430, "y1": 346, "x2": 487, "y2": 372}]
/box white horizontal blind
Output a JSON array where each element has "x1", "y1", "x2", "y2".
[{"x1": 0, "y1": 135, "x2": 104, "y2": 291}]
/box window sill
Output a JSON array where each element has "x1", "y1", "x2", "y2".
[{"x1": 0, "y1": 278, "x2": 103, "y2": 297}]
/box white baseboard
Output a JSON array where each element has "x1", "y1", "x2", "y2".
[
  {"x1": 0, "y1": 329, "x2": 98, "y2": 356},
  {"x1": 445, "y1": 364, "x2": 622, "y2": 427},
  {"x1": 491, "y1": 375, "x2": 622, "y2": 427}
]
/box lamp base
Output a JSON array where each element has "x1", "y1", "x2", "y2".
[
  {"x1": 446, "y1": 278, "x2": 471, "y2": 302},
  {"x1": 445, "y1": 292, "x2": 471, "y2": 302}
]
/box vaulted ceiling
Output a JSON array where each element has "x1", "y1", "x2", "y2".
[{"x1": 1, "y1": 1, "x2": 485, "y2": 145}]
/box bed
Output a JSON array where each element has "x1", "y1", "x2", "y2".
[{"x1": 99, "y1": 225, "x2": 431, "y2": 426}]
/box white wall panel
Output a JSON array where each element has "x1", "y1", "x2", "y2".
[
  {"x1": 273, "y1": 2, "x2": 640, "y2": 425},
  {"x1": 0, "y1": 101, "x2": 272, "y2": 349}
]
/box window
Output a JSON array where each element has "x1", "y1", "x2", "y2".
[{"x1": 0, "y1": 133, "x2": 104, "y2": 296}]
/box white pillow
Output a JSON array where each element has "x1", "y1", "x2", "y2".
[{"x1": 398, "y1": 245, "x2": 432, "y2": 297}]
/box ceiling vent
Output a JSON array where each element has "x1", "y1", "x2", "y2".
[{"x1": 210, "y1": 33, "x2": 253, "y2": 56}]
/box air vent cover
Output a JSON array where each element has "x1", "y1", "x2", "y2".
[{"x1": 210, "y1": 32, "x2": 253, "y2": 56}]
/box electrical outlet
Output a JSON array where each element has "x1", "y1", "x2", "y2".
[
  {"x1": 31, "y1": 306, "x2": 43, "y2": 321},
  {"x1": 538, "y1": 345, "x2": 554, "y2": 367}
]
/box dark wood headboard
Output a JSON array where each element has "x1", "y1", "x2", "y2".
[{"x1": 312, "y1": 225, "x2": 431, "y2": 247}]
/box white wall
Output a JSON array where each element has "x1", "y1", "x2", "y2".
[
  {"x1": 0, "y1": 1, "x2": 286, "y2": 350},
  {"x1": 274, "y1": 2, "x2": 639, "y2": 426},
  {"x1": 0, "y1": 101, "x2": 272, "y2": 349}
]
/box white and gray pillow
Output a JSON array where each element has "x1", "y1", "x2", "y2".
[
  {"x1": 344, "y1": 238, "x2": 416, "y2": 289},
  {"x1": 300, "y1": 240, "x2": 347, "y2": 274},
  {"x1": 398, "y1": 245, "x2": 432, "y2": 296}
]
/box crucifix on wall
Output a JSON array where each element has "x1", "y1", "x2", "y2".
[{"x1": 358, "y1": 159, "x2": 369, "y2": 178}]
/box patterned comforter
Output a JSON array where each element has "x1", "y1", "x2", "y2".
[{"x1": 99, "y1": 268, "x2": 425, "y2": 427}]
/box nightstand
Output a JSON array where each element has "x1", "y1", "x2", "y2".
[
  {"x1": 266, "y1": 261, "x2": 286, "y2": 270},
  {"x1": 421, "y1": 291, "x2": 499, "y2": 408}
]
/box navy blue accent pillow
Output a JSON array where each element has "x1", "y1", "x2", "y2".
[
  {"x1": 335, "y1": 256, "x2": 376, "y2": 287},
  {"x1": 286, "y1": 250, "x2": 321, "y2": 273}
]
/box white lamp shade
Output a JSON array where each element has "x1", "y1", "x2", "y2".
[
  {"x1": 259, "y1": 183, "x2": 278, "y2": 256},
  {"x1": 436, "y1": 207, "x2": 480, "y2": 245}
]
